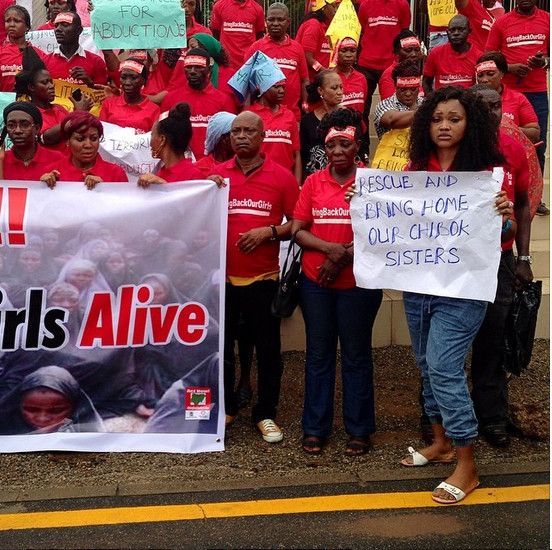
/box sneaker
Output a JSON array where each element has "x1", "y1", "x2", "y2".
[
  {"x1": 256, "y1": 419, "x2": 283, "y2": 443},
  {"x1": 536, "y1": 202, "x2": 550, "y2": 216}
]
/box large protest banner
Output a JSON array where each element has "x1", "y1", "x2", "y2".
[
  {"x1": 90, "y1": 0, "x2": 187, "y2": 50},
  {"x1": 0, "y1": 180, "x2": 227, "y2": 453},
  {"x1": 351, "y1": 168, "x2": 503, "y2": 302}
]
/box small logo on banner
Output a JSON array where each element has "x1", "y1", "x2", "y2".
[{"x1": 185, "y1": 387, "x2": 211, "y2": 420}]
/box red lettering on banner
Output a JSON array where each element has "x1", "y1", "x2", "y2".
[
  {"x1": 0, "y1": 188, "x2": 29, "y2": 246},
  {"x1": 78, "y1": 285, "x2": 209, "y2": 348}
]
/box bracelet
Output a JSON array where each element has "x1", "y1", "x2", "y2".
[
  {"x1": 269, "y1": 224, "x2": 278, "y2": 241},
  {"x1": 312, "y1": 60, "x2": 323, "y2": 72},
  {"x1": 501, "y1": 218, "x2": 512, "y2": 233}
]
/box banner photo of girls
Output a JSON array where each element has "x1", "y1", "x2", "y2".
[{"x1": 0, "y1": 179, "x2": 227, "y2": 454}]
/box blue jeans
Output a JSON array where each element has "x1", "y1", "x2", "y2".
[
  {"x1": 403, "y1": 292, "x2": 487, "y2": 447},
  {"x1": 523, "y1": 91, "x2": 549, "y2": 174},
  {"x1": 300, "y1": 274, "x2": 382, "y2": 438}
]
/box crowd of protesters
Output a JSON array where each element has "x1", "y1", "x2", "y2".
[{"x1": 0, "y1": 0, "x2": 547, "y2": 505}]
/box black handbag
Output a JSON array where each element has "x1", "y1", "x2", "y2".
[
  {"x1": 503, "y1": 280, "x2": 542, "y2": 376},
  {"x1": 271, "y1": 236, "x2": 303, "y2": 318}
]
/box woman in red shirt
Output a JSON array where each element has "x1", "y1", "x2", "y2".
[
  {"x1": 99, "y1": 58, "x2": 160, "y2": 134},
  {"x1": 475, "y1": 51, "x2": 540, "y2": 144},
  {"x1": 0, "y1": 5, "x2": 46, "y2": 92},
  {"x1": 296, "y1": 0, "x2": 340, "y2": 82},
  {"x1": 291, "y1": 107, "x2": 382, "y2": 457},
  {"x1": 137, "y1": 102, "x2": 204, "y2": 186},
  {"x1": 40, "y1": 111, "x2": 128, "y2": 188},
  {"x1": 1, "y1": 101, "x2": 63, "y2": 180},
  {"x1": 38, "y1": 0, "x2": 76, "y2": 31},
  {"x1": 14, "y1": 53, "x2": 92, "y2": 153}
]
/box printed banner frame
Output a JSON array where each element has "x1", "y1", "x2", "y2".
[{"x1": 0, "y1": 180, "x2": 227, "y2": 454}]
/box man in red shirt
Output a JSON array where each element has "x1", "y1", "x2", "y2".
[
  {"x1": 469, "y1": 84, "x2": 532, "y2": 447},
  {"x1": 210, "y1": 0, "x2": 265, "y2": 70},
  {"x1": 357, "y1": 0, "x2": 411, "y2": 122},
  {"x1": 161, "y1": 48, "x2": 237, "y2": 160},
  {"x1": 245, "y1": 3, "x2": 309, "y2": 121},
  {"x1": 423, "y1": 14, "x2": 482, "y2": 94},
  {"x1": 455, "y1": 0, "x2": 496, "y2": 52},
  {"x1": 183, "y1": 0, "x2": 211, "y2": 40},
  {"x1": 45, "y1": 12, "x2": 108, "y2": 87},
  {"x1": 208, "y1": 111, "x2": 299, "y2": 444},
  {"x1": 485, "y1": 0, "x2": 549, "y2": 189}
]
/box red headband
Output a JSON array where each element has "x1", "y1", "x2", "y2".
[
  {"x1": 49, "y1": 0, "x2": 68, "y2": 3},
  {"x1": 325, "y1": 125, "x2": 356, "y2": 143},
  {"x1": 338, "y1": 37, "x2": 358, "y2": 49},
  {"x1": 54, "y1": 12, "x2": 74, "y2": 24},
  {"x1": 184, "y1": 56, "x2": 208, "y2": 67},
  {"x1": 476, "y1": 60, "x2": 498, "y2": 74},
  {"x1": 399, "y1": 36, "x2": 420, "y2": 49},
  {"x1": 396, "y1": 76, "x2": 421, "y2": 88},
  {"x1": 120, "y1": 60, "x2": 144, "y2": 74},
  {"x1": 129, "y1": 50, "x2": 148, "y2": 61}
]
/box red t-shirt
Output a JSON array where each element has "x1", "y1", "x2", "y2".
[
  {"x1": 156, "y1": 158, "x2": 205, "y2": 182},
  {"x1": 38, "y1": 20, "x2": 55, "y2": 31},
  {"x1": 336, "y1": 68, "x2": 368, "y2": 115},
  {"x1": 3, "y1": 145, "x2": 63, "y2": 181},
  {"x1": 161, "y1": 82, "x2": 237, "y2": 160},
  {"x1": 358, "y1": 0, "x2": 411, "y2": 70},
  {"x1": 0, "y1": 42, "x2": 47, "y2": 92},
  {"x1": 424, "y1": 42, "x2": 482, "y2": 89},
  {"x1": 485, "y1": 7, "x2": 550, "y2": 93},
  {"x1": 143, "y1": 59, "x2": 174, "y2": 96},
  {"x1": 56, "y1": 154, "x2": 129, "y2": 182},
  {"x1": 457, "y1": 0, "x2": 495, "y2": 52},
  {"x1": 245, "y1": 103, "x2": 299, "y2": 170},
  {"x1": 293, "y1": 166, "x2": 356, "y2": 289},
  {"x1": 38, "y1": 104, "x2": 69, "y2": 154},
  {"x1": 0, "y1": 0, "x2": 15, "y2": 43},
  {"x1": 187, "y1": 17, "x2": 212, "y2": 40},
  {"x1": 379, "y1": 62, "x2": 396, "y2": 100},
  {"x1": 99, "y1": 95, "x2": 160, "y2": 133},
  {"x1": 295, "y1": 18, "x2": 331, "y2": 81},
  {"x1": 245, "y1": 35, "x2": 309, "y2": 121},
  {"x1": 209, "y1": 155, "x2": 299, "y2": 278},
  {"x1": 501, "y1": 84, "x2": 538, "y2": 127},
  {"x1": 45, "y1": 48, "x2": 108, "y2": 86},
  {"x1": 498, "y1": 131, "x2": 529, "y2": 250},
  {"x1": 193, "y1": 154, "x2": 218, "y2": 177},
  {"x1": 210, "y1": 0, "x2": 265, "y2": 69}
]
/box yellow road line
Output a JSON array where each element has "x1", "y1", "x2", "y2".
[{"x1": 0, "y1": 484, "x2": 548, "y2": 531}]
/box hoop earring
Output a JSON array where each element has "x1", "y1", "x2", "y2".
[{"x1": 354, "y1": 155, "x2": 361, "y2": 165}]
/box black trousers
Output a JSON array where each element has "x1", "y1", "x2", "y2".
[{"x1": 224, "y1": 280, "x2": 283, "y2": 422}]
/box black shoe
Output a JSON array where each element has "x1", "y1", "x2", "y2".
[
  {"x1": 536, "y1": 202, "x2": 550, "y2": 216},
  {"x1": 481, "y1": 426, "x2": 510, "y2": 447}
]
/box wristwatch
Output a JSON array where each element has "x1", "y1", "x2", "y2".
[
  {"x1": 269, "y1": 224, "x2": 278, "y2": 241},
  {"x1": 517, "y1": 255, "x2": 533, "y2": 265}
]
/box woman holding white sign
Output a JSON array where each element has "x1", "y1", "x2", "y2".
[
  {"x1": 291, "y1": 107, "x2": 382, "y2": 457},
  {"x1": 398, "y1": 86, "x2": 512, "y2": 504}
]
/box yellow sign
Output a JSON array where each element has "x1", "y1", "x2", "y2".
[
  {"x1": 427, "y1": 0, "x2": 457, "y2": 28},
  {"x1": 371, "y1": 129, "x2": 411, "y2": 172},
  {"x1": 53, "y1": 79, "x2": 104, "y2": 117},
  {"x1": 326, "y1": 0, "x2": 361, "y2": 68}
]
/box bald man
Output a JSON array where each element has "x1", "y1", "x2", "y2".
[
  {"x1": 209, "y1": 111, "x2": 300, "y2": 444},
  {"x1": 423, "y1": 14, "x2": 482, "y2": 94}
]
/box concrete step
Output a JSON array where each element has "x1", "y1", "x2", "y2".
[
  {"x1": 529, "y1": 238, "x2": 550, "y2": 281},
  {"x1": 530, "y1": 211, "x2": 550, "y2": 241},
  {"x1": 282, "y1": 278, "x2": 550, "y2": 349}
]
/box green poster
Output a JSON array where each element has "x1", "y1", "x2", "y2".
[{"x1": 90, "y1": 0, "x2": 187, "y2": 50}]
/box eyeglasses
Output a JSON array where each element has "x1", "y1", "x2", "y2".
[{"x1": 6, "y1": 121, "x2": 35, "y2": 131}]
